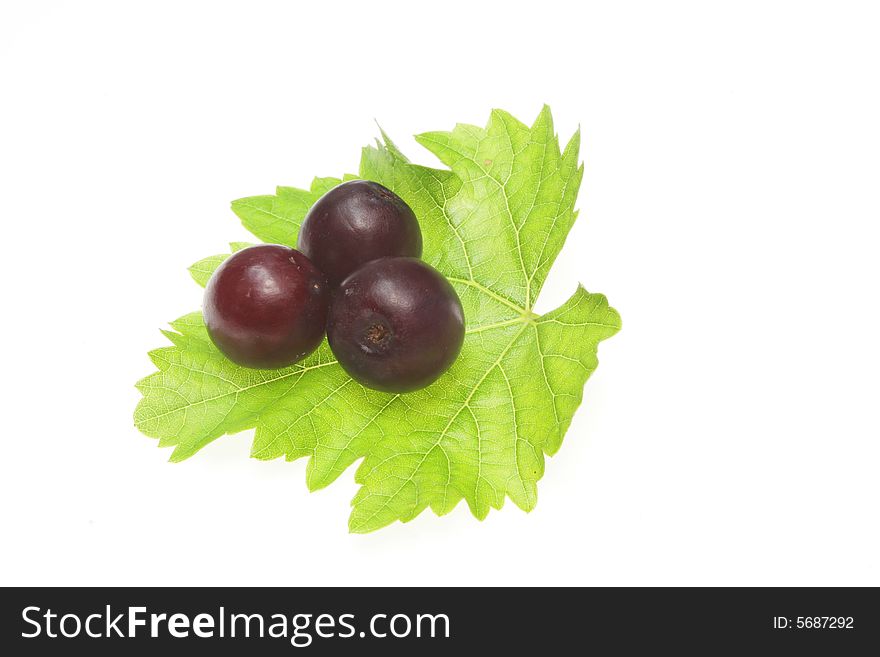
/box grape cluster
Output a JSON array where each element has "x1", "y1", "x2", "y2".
[{"x1": 203, "y1": 180, "x2": 465, "y2": 393}]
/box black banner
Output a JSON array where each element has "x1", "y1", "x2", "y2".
[{"x1": 1, "y1": 587, "x2": 877, "y2": 654}]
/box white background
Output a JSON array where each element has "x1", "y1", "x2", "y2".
[{"x1": 1, "y1": 0, "x2": 878, "y2": 586}]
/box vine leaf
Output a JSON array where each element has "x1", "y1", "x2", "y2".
[{"x1": 134, "y1": 107, "x2": 620, "y2": 532}]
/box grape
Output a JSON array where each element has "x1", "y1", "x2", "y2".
[
  {"x1": 297, "y1": 180, "x2": 422, "y2": 285},
  {"x1": 327, "y1": 257, "x2": 464, "y2": 393},
  {"x1": 203, "y1": 245, "x2": 329, "y2": 368}
]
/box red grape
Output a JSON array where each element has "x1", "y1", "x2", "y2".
[{"x1": 203, "y1": 245, "x2": 329, "y2": 368}]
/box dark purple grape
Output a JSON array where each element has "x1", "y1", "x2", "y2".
[
  {"x1": 203, "y1": 244, "x2": 329, "y2": 368},
  {"x1": 297, "y1": 180, "x2": 422, "y2": 286},
  {"x1": 327, "y1": 257, "x2": 464, "y2": 393}
]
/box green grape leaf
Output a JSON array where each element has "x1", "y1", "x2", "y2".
[{"x1": 134, "y1": 107, "x2": 621, "y2": 532}]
